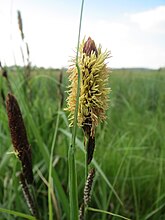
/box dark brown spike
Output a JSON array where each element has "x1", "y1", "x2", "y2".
[
  {"x1": 87, "y1": 136, "x2": 95, "y2": 164},
  {"x1": 82, "y1": 117, "x2": 95, "y2": 164},
  {"x1": 79, "y1": 203, "x2": 84, "y2": 220},
  {"x1": 20, "y1": 173, "x2": 38, "y2": 217},
  {"x1": 84, "y1": 168, "x2": 95, "y2": 205},
  {"x1": 6, "y1": 93, "x2": 33, "y2": 184},
  {"x1": 83, "y1": 37, "x2": 98, "y2": 57}
]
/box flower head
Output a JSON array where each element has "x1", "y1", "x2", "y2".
[
  {"x1": 83, "y1": 168, "x2": 95, "y2": 205},
  {"x1": 66, "y1": 37, "x2": 111, "y2": 138},
  {"x1": 6, "y1": 93, "x2": 33, "y2": 184}
]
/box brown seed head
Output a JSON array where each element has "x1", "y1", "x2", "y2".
[
  {"x1": 87, "y1": 136, "x2": 95, "y2": 164},
  {"x1": 20, "y1": 173, "x2": 37, "y2": 217},
  {"x1": 17, "y1": 10, "x2": 24, "y2": 40},
  {"x1": 83, "y1": 37, "x2": 98, "y2": 57},
  {"x1": 84, "y1": 168, "x2": 95, "y2": 205},
  {"x1": 79, "y1": 203, "x2": 84, "y2": 220},
  {"x1": 6, "y1": 93, "x2": 33, "y2": 184}
]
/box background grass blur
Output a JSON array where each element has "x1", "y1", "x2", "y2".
[{"x1": 0, "y1": 67, "x2": 165, "y2": 219}]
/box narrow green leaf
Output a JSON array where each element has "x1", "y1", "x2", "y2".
[
  {"x1": 0, "y1": 207, "x2": 36, "y2": 220},
  {"x1": 48, "y1": 108, "x2": 60, "y2": 220},
  {"x1": 68, "y1": 1, "x2": 85, "y2": 220},
  {"x1": 60, "y1": 128, "x2": 123, "y2": 206},
  {"x1": 88, "y1": 207, "x2": 131, "y2": 220}
]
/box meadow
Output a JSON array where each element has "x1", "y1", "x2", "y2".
[{"x1": 0, "y1": 66, "x2": 165, "y2": 220}]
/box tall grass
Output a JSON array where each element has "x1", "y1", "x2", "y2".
[{"x1": 1, "y1": 67, "x2": 165, "y2": 219}]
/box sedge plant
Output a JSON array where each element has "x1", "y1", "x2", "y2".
[{"x1": 66, "y1": 33, "x2": 111, "y2": 219}]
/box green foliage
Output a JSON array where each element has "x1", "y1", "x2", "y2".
[{"x1": 0, "y1": 67, "x2": 165, "y2": 219}]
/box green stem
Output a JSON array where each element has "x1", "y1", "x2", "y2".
[
  {"x1": 68, "y1": 147, "x2": 78, "y2": 220},
  {"x1": 30, "y1": 185, "x2": 40, "y2": 219},
  {"x1": 85, "y1": 145, "x2": 88, "y2": 180},
  {"x1": 0, "y1": 207, "x2": 36, "y2": 220},
  {"x1": 84, "y1": 206, "x2": 88, "y2": 220},
  {"x1": 68, "y1": 1, "x2": 85, "y2": 220},
  {"x1": 87, "y1": 207, "x2": 131, "y2": 220},
  {"x1": 48, "y1": 106, "x2": 60, "y2": 220},
  {"x1": 84, "y1": 138, "x2": 88, "y2": 220}
]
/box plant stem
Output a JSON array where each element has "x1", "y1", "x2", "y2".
[
  {"x1": 0, "y1": 207, "x2": 36, "y2": 220},
  {"x1": 85, "y1": 143, "x2": 88, "y2": 180},
  {"x1": 84, "y1": 135, "x2": 88, "y2": 182},
  {"x1": 30, "y1": 185, "x2": 40, "y2": 219},
  {"x1": 87, "y1": 207, "x2": 131, "y2": 220},
  {"x1": 48, "y1": 106, "x2": 60, "y2": 220},
  {"x1": 68, "y1": 1, "x2": 85, "y2": 220}
]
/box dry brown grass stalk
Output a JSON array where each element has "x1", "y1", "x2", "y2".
[{"x1": 17, "y1": 11, "x2": 31, "y2": 81}]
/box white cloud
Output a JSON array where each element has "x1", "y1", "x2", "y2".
[
  {"x1": 129, "y1": 6, "x2": 165, "y2": 33},
  {"x1": 81, "y1": 16, "x2": 165, "y2": 69},
  {"x1": 0, "y1": 2, "x2": 165, "y2": 68}
]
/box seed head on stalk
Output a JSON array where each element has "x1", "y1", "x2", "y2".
[
  {"x1": 79, "y1": 168, "x2": 95, "y2": 219},
  {"x1": 17, "y1": 10, "x2": 24, "y2": 40},
  {"x1": 66, "y1": 37, "x2": 111, "y2": 163},
  {"x1": 6, "y1": 93, "x2": 33, "y2": 184},
  {"x1": 83, "y1": 168, "x2": 95, "y2": 205}
]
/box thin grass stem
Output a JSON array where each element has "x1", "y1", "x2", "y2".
[
  {"x1": 87, "y1": 207, "x2": 131, "y2": 220},
  {"x1": 84, "y1": 138, "x2": 88, "y2": 219},
  {"x1": 0, "y1": 207, "x2": 36, "y2": 220},
  {"x1": 48, "y1": 106, "x2": 60, "y2": 220},
  {"x1": 68, "y1": 0, "x2": 85, "y2": 220},
  {"x1": 85, "y1": 143, "x2": 88, "y2": 180}
]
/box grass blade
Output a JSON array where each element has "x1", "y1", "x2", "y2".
[
  {"x1": 87, "y1": 207, "x2": 131, "y2": 220},
  {"x1": 0, "y1": 207, "x2": 36, "y2": 220},
  {"x1": 48, "y1": 107, "x2": 60, "y2": 220}
]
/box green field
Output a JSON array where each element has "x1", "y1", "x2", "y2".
[{"x1": 0, "y1": 67, "x2": 165, "y2": 219}]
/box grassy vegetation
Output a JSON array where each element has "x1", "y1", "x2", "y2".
[{"x1": 0, "y1": 67, "x2": 165, "y2": 219}]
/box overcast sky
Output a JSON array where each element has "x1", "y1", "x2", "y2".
[{"x1": 0, "y1": 0, "x2": 165, "y2": 69}]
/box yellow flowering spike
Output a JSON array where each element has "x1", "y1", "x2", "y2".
[{"x1": 66, "y1": 37, "x2": 111, "y2": 138}]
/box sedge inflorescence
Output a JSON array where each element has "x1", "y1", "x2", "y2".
[
  {"x1": 6, "y1": 93, "x2": 33, "y2": 184},
  {"x1": 66, "y1": 37, "x2": 111, "y2": 138}
]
